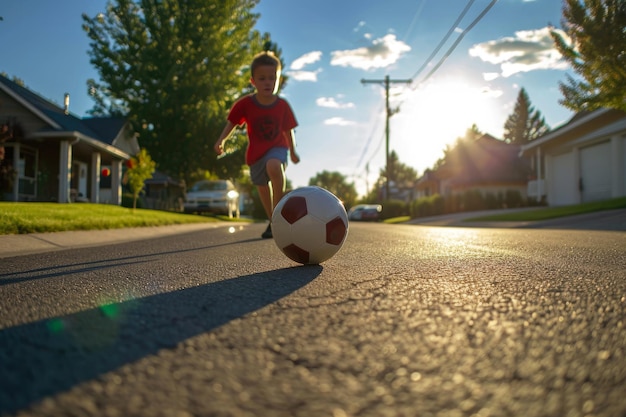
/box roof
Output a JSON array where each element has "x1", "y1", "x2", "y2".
[
  {"x1": 0, "y1": 74, "x2": 127, "y2": 146},
  {"x1": 519, "y1": 108, "x2": 626, "y2": 155},
  {"x1": 439, "y1": 134, "x2": 529, "y2": 185}
]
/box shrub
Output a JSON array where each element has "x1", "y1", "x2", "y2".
[{"x1": 380, "y1": 199, "x2": 408, "y2": 220}]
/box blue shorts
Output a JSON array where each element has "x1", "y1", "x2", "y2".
[{"x1": 250, "y1": 147, "x2": 288, "y2": 185}]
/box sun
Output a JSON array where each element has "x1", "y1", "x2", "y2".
[{"x1": 390, "y1": 78, "x2": 504, "y2": 174}]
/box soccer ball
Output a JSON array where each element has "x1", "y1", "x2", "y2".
[{"x1": 272, "y1": 186, "x2": 349, "y2": 264}]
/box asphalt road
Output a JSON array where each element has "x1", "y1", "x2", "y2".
[{"x1": 1, "y1": 219, "x2": 625, "y2": 417}]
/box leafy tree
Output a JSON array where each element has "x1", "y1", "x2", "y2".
[
  {"x1": 430, "y1": 125, "x2": 483, "y2": 172},
  {"x1": 124, "y1": 148, "x2": 156, "y2": 210},
  {"x1": 551, "y1": 0, "x2": 626, "y2": 112},
  {"x1": 308, "y1": 171, "x2": 358, "y2": 208},
  {"x1": 503, "y1": 88, "x2": 550, "y2": 144},
  {"x1": 364, "y1": 150, "x2": 418, "y2": 201},
  {"x1": 82, "y1": 0, "x2": 268, "y2": 185},
  {"x1": 385, "y1": 150, "x2": 417, "y2": 186}
]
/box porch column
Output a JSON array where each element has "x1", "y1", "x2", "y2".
[
  {"x1": 9, "y1": 144, "x2": 19, "y2": 201},
  {"x1": 611, "y1": 136, "x2": 624, "y2": 196},
  {"x1": 110, "y1": 159, "x2": 122, "y2": 205},
  {"x1": 91, "y1": 152, "x2": 101, "y2": 203},
  {"x1": 58, "y1": 140, "x2": 72, "y2": 203},
  {"x1": 536, "y1": 147, "x2": 542, "y2": 202}
]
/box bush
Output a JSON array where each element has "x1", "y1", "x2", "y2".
[
  {"x1": 411, "y1": 194, "x2": 444, "y2": 218},
  {"x1": 122, "y1": 192, "x2": 143, "y2": 209},
  {"x1": 380, "y1": 199, "x2": 408, "y2": 220},
  {"x1": 505, "y1": 190, "x2": 523, "y2": 208}
]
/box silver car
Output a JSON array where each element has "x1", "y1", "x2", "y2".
[{"x1": 184, "y1": 180, "x2": 240, "y2": 218}]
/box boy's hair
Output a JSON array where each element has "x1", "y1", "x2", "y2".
[{"x1": 251, "y1": 51, "x2": 281, "y2": 77}]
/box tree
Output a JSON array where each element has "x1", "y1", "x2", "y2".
[
  {"x1": 364, "y1": 150, "x2": 417, "y2": 201},
  {"x1": 124, "y1": 148, "x2": 156, "y2": 210},
  {"x1": 308, "y1": 171, "x2": 358, "y2": 208},
  {"x1": 503, "y1": 88, "x2": 550, "y2": 144},
  {"x1": 551, "y1": 0, "x2": 626, "y2": 112},
  {"x1": 82, "y1": 0, "x2": 267, "y2": 185}
]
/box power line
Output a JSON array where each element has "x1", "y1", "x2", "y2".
[
  {"x1": 411, "y1": 0, "x2": 499, "y2": 89},
  {"x1": 409, "y1": 0, "x2": 477, "y2": 84},
  {"x1": 355, "y1": 0, "x2": 499, "y2": 193}
]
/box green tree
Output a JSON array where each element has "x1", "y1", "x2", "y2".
[
  {"x1": 551, "y1": 0, "x2": 626, "y2": 112},
  {"x1": 308, "y1": 171, "x2": 358, "y2": 208},
  {"x1": 124, "y1": 148, "x2": 156, "y2": 210},
  {"x1": 503, "y1": 88, "x2": 550, "y2": 145},
  {"x1": 82, "y1": 0, "x2": 267, "y2": 184},
  {"x1": 364, "y1": 150, "x2": 418, "y2": 201}
]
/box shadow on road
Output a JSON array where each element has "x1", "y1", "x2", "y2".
[{"x1": 0, "y1": 265, "x2": 322, "y2": 414}]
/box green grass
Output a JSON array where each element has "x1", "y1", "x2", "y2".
[
  {"x1": 380, "y1": 197, "x2": 626, "y2": 224},
  {"x1": 0, "y1": 202, "x2": 248, "y2": 235},
  {"x1": 465, "y1": 197, "x2": 626, "y2": 222},
  {"x1": 2, "y1": 197, "x2": 624, "y2": 235}
]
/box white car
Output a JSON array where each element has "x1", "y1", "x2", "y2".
[
  {"x1": 348, "y1": 204, "x2": 382, "y2": 221},
  {"x1": 184, "y1": 180, "x2": 240, "y2": 218}
]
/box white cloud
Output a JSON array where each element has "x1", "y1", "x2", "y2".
[
  {"x1": 290, "y1": 51, "x2": 323, "y2": 70},
  {"x1": 483, "y1": 72, "x2": 500, "y2": 81},
  {"x1": 316, "y1": 97, "x2": 355, "y2": 109},
  {"x1": 469, "y1": 27, "x2": 570, "y2": 77},
  {"x1": 286, "y1": 69, "x2": 322, "y2": 82},
  {"x1": 324, "y1": 117, "x2": 356, "y2": 126},
  {"x1": 330, "y1": 34, "x2": 411, "y2": 70}
]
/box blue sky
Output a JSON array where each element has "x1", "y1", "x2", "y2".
[{"x1": 0, "y1": 0, "x2": 574, "y2": 196}]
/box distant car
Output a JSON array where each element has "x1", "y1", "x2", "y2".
[
  {"x1": 348, "y1": 204, "x2": 382, "y2": 221},
  {"x1": 184, "y1": 180, "x2": 240, "y2": 218}
]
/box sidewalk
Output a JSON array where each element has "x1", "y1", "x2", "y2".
[{"x1": 407, "y1": 207, "x2": 626, "y2": 231}]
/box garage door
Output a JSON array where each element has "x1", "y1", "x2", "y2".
[
  {"x1": 551, "y1": 152, "x2": 576, "y2": 205},
  {"x1": 580, "y1": 141, "x2": 611, "y2": 202}
]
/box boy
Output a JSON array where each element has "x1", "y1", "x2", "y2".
[{"x1": 214, "y1": 51, "x2": 300, "y2": 239}]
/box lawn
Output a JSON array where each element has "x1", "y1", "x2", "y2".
[
  {"x1": 1, "y1": 197, "x2": 625, "y2": 235},
  {"x1": 0, "y1": 203, "x2": 234, "y2": 235},
  {"x1": 465, "y1": 197, "x2": 626, "y2": 222}
]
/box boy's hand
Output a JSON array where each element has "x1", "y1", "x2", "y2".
[
  {"x1": 291, "y1": 152, "x2": 300, "y2": 164},
  {"x1": 214, "y1": 141, "x2": 224, "y2": 156}
]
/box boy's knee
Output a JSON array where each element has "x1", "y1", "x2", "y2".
[{"x1": 266, "y1": 159, "x2": 283, "y2": 176}]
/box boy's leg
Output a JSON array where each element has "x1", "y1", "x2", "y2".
[
  {"x1": 257, "y1": 184, "x2": 273, "y2": 239},
  {"x1": 266, "y1": 158, "x2": 286, "y2": 210},
  {"x1": 257, "y1": 184, "x2": 272, "y2": 220}
]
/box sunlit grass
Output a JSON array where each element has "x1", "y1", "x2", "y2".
[
  {"x1": 465, "y1": 197, "x2": 626, "y2": 222},
  {"x1": 0, "y1": 202, "x2": 230, "y2": 235}
]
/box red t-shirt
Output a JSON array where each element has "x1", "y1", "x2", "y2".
[{"x1": 227, "y1": 95, "x2": 298, "y2": 165}]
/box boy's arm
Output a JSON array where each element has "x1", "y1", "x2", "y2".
[
  {"x1": 214, "y1": 121, "x2": 236, "y2": 156},
  {"x1": 285, "y1": 129, "x2": 300, "y2": 164}
]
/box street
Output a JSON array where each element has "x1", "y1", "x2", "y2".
[{"x1": 1, "y1": 222, "x2": 625, "y2": 417}]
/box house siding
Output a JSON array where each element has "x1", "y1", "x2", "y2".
[
  {"x1": 522, "y1": 109, "x2": 626, "y2": 207},
  {"x1": 1, "y1": 75, "x2": 135, "y2": 205}
]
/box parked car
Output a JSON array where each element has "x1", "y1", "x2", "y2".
[
  {"x1": 184, "y1": 180, "x2": 240, "y2": 218},
  {"x1": 348, "y1": 204, "x2": 382, "y2": 221}
]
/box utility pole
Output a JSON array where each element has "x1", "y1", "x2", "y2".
[{"x1": 361, "y1": 75, "x2": 411, "y2": 200}]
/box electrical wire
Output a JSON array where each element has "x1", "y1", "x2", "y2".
[
  {"x1": 412, "y1": 0, "x2": 499, "y2": 89},
  {"x1": 409, "y1": 0, "x2": 477, "y2": 84},
  {"x1": 353, "y1": 0, "x2": 499, "y2": 182}
]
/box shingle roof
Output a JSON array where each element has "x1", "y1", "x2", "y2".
[{"x1": 0, "y1": 74, "x2": 124, "y2": 143}]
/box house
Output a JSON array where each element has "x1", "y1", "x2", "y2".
[
  {"x1": 520, "y1": 108, "x2": 626, "y2": 206},
  {"x1": 0, "y1": 74, "x2": 139, "y2": 204},
  {"x1": 416, "y1": 134, "x2": 530, "y2": 205}
]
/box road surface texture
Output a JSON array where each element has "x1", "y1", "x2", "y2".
[{"x1": 1, "y1": 222, "x2": 625, "y2": 417}]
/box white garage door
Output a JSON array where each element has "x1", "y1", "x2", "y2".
[
  {"x1": 580, "y1": 141, "x2": 611, "y2": 202},
  {"x1": 551, "y1": 152, "x2": 577, "y2": 206}
]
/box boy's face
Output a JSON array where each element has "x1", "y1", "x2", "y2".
[{"x1": 251, "y1": 65, "x2": 280, "y2": 98}]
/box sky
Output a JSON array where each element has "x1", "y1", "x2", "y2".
[{"x1": 0, "y1": 0, "x2": 575, "y2": 196}]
